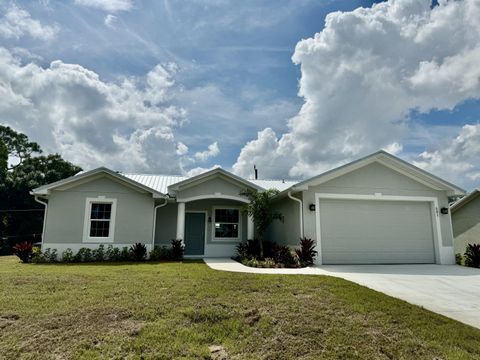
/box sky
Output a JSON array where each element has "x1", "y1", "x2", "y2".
[{"x1": 1, "y1": 0, "x2": 480, "y2": 190}]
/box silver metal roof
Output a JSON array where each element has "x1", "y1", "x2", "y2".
[{"x1": 122, "y1": 173, "x2": 297, "y2": 194}]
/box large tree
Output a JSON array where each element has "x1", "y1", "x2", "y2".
[{"x1": 0, "y1": 126, "x2": 81, "y2": 255}]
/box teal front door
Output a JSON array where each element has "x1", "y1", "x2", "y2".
[{"x1": 184, "y1": 212, "x2": 206, "y2": 256}]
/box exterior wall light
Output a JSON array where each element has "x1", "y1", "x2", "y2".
[
  {"x1": 309, "y1": 204, "x2": 316, "y2": 211},
  {"x1": 440, "y1": 207, "x2": 449, "y2": 215}
]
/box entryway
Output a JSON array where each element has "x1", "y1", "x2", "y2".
[{"x1": 184, "y1": 212, "x2": 206, "y2": 256}]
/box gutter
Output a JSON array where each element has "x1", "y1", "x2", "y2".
[
  {"x1": 287, "y1": 191, "x2": 304, "y2": 238},
  {"x1": 33, "y1": 195, "x2": 48, "y2": 247},
  {"x1": 152, "y1": 198, "x2": 169, "y2": 249}
]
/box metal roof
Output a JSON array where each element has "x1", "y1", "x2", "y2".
[{"x1": 122, "y1": 173, "x2": 297, "y2": 194}]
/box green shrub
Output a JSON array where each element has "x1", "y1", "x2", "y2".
[
  {"x1": 92, "y1": 244, "x2": 105, "y2": 262},
  {"x1": 295, "y1": 237, "x2": 317, "y2": 266},
  {"x1": 130, "y1": 243, "x2": 147, "y2": 261},
  {"x1": 120, "y1": 247, "x2": 131, "y2": 261},
  {"x1": 12, "y1": 241, "x2": 33, "y2": 263},
  {"x1": 455, "y1": 253, "x2": 464, "y2": 266},
  {"x1": 105, "y1": 245, "x2": 121, "y2": 261},
  {"x1": 42, "y1": 248, "x2": 58, "y2": 262},
  {"x1": 272, "y1": 245, "x2": 297, "y2": 267},
  {"x1": 31, "y1": 247, "x2": 44, "y2": 263},
  {"x1": 465, "y1": 243, "x2": 480, "y2": 268},
  {"x1": 150, "y1": 246, "x2": 173, "y2": 261},
  {"x1": 62, "y1": 249, "x2": 74, "y2": 263},
  {"x1": 76, "y1": 248, "x2": 92, "y2": 262},
  {"x1": 171, "y1": 239, "x2": 184, "y2": 260}
]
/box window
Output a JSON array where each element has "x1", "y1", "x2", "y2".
[
  {"x1": 213, "y1": 208, "x2": 240, "y2": 240},
  {"x1": 83, "y1": 197, "x2": 117, "y2": 243},
  {"x1": 89, "y1": 203, "x2": 112, "y2": 237}
]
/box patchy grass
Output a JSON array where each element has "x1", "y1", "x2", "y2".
[{"x1": 0, "y1": 256, "x2": 479, "y2": 359}]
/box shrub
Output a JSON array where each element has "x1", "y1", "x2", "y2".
[
  {"x1": 465, "y1": 243, "x2": 480, "y2": 268},
  {"x1": 455, "y1": 253, "x2": 464, "y2": 266},
  {"x1": 272, "y1": 245, "x2": 297, "y2": 267},
  {"x1": 105, "y1": 245, "x2": 121, "y2": 262},
  {"x1": 62, "y1": 249, "x2": 74, "y2": 263},
  {"x1": 120, "y1": 247, "x2": 131, "y2": 261},
  {"x1": 150, "y1": 245, "x2": 173, "y2": 261},
  {"x1": 42, "y1": 248, "x2": 58, "y2": 263},
  {"x1": 171, "y1": 239, "x2": 184, "y2": 260},
  {"x1": 76, "y1": 248, "x2": 92, "y2": 262},
  {"x1": 295, "y1": 237, "x2": 317, "y2": 266},
  {"x1": 13, "y1": 241, "x2": 33, "y2": 263},
  {"x1": 130, "y1": 243, "x2": 147, "y2": 261},
  {"x1": 92, "y1": 244, "x2": 105, "y2": 262},
  {"x1": 31, "y1": 246, "x2": 44, "y2": 263}
]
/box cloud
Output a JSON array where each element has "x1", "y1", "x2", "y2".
[
  {"x1": 0, "y1": 47, "x2": 192, "y2": 174},
  {"x1": 74, "y1": 0, "x2": 133, "y2": 12},
  {"x1": 176, "y1": 142, "x2": 189, "y2": 156},
  {"x1": 413, "y1": 124, "x2": 480, "y2": 189},
  {"x1": 185, "y1": 164, "x2": 221, "y2": 177},
  {"x1": 233, "y1": 0, "x2": 480, "y2": 181},
  {"x1": 104, "y1": 14, "x2": 118, "y2": 28},
  {"x1": 194, "y1": 141, "x2": 220, "y2": 162},
  {"x1": 0, "y1": 4, "x2": 58, "y2": 41}
]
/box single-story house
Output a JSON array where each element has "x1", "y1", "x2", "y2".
[
  {"x1": 31, "y1": 150, "x2": 464, "y2": 264},
  {"x1": 451, "y1": 190, "x2": 480, "y2": 255}
]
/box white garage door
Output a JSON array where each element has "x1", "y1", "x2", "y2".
[{"x1": 319, "y1": 199, "x2": 436, "y2": 264}]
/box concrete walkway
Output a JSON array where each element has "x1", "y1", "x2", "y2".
[{"x1": 204, "y1": 258, "x2": 480, "y2": 329}]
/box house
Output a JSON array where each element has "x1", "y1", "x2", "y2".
[
  {"x1": 451, "y1": 190, "x2": 480, "y2": 255},
  {"x1": 31, "y1": 150, "x2": 464, "y2": 264}
]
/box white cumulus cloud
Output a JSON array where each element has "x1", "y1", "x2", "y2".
[
  {"x1": 0, "y1": 4, "x2": 58, "y2": 41},
  {"x1": 194, "y1": 141, "x2": 220, "y2": 162},
  {"x1": 233, "y1": 0, "x2": 480, "y2": 185},
  {"x1": 0, "y1": 47, "x2": 191, "y2": 174}
]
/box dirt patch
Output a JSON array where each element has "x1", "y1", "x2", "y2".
[
  {"x1": 0, "y1": 314, "x2": 19, "y2": 329},
  {"x1": 10, "y1": 309, "x2": 144, "y2": 358},
  {"x1": 244, "y1": 308, "x2": 261, "y2": 326},
  {"x1": 209, "y1": 345, "x2": 229, "y2": 360}
]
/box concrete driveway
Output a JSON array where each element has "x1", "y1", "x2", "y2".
[{"x1": 205, "y1": 259, "x2": 480, "y2": 329}]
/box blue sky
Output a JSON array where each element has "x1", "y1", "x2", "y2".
[{"x1": 1, "y1": 0, "x2": 480, "y2": 189}]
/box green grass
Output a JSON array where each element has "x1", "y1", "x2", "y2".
[{"x1": 0, "y1": 256, "x2": 479, "y2": 359}]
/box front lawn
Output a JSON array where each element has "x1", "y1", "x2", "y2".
[{"x1": 0, "y1": 256, "x2": 479, "y2": 359}]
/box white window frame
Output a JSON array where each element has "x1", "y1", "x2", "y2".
[
  {"x1": 212, "y1": 206, "x2": 242, "y2": 241},
  {"x1": 82, "y1": 196, "x2": 117, "y2": 243}
]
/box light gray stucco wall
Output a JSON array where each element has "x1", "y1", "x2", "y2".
[
  {"x1": 43, "y1": 176, "x2": 155, "y2": 250},
  {"x1": 452, "y1": 198, "x2": 480, "y2": 254},
  {"x1": 301, "y1": 162, "x2": 454, "y2": 249},
  {"x1": 266, "y1": 194, "x2": 302, "y2": 246}
]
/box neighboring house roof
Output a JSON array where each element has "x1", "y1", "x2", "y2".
[
  {"x1": 450, "y1": 189, "x2": 480, "y2": 213},
  {"x1": 282, "y1": 150, "x2": 465, "y2": 196},
  {"x1": 31, "y1": 167, "x2": 167, "y2": 198}
]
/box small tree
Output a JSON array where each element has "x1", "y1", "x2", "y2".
[{"x1": 240, "y1": 188, "x2": 282, "y2": 258}]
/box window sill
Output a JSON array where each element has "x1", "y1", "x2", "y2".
[
  {"x1": 211, "y1": 238, "x2": 242, "y2": 242},
  {"x1": 82, "y1": 238, "x2": 114, "y2": 243}
]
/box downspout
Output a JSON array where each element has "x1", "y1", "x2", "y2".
[
  {"x1": 288, "y1": 191, "x2": 304, "y2": 239},
  {"x1": 152, "y1": 197, "x2": 169, "y2": 250},
  {"x1": 34, "y1": 195, "x2": 48, "y2": 247}
]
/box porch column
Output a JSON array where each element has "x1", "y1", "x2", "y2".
[
  {"x1": 247, "y1": 215, "x2": 254, "y2": 240},
  {"x1": 176, "y1": 202, "x2": 185, "y2": 241}
]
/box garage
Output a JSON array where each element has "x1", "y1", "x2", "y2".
[{"x1": 318, "y1": 198, "x2": 436, "y2": 264}]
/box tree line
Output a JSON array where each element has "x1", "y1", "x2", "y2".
[{"x1": 0, "y1": 125, "x2": 81, "y2": 255}]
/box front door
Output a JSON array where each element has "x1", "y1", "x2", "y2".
[{"x1": 184, "y1": 212, "x2": 206, "y2": 256}]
